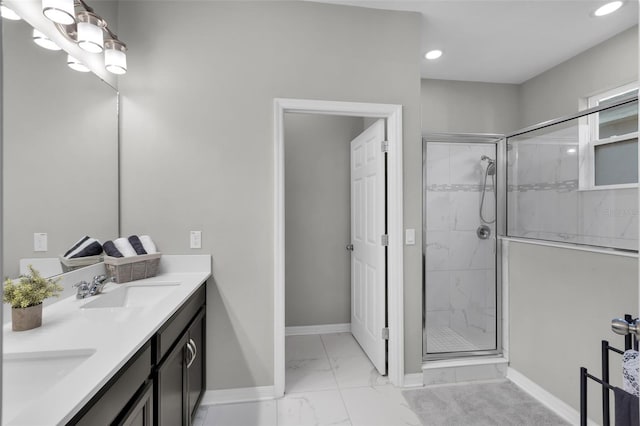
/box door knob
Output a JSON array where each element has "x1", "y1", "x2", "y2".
[
  {"x1": 611, "y1": 317, "x2": 640, "y2": 336},
  {"x1": 346, "y1": 244, "x2": 354, "y2": 251}
]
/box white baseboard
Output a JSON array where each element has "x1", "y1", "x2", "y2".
[
  {"x1": 507, "y1": 368, "x2": 597, "y2": 426},
  {"x1": 200, "y1": 386, "x2": 276, "y2": 406},
  {"x1": 403, "y1": 373, "x2": 423, "y2": 388},
  {"x1": 285, "y1": 323, "x2": 350, "y2": 336}
]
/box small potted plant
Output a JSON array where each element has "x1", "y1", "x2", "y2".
[{"x1": 3, "y1": 265, "x2": 64, "y2": 331}]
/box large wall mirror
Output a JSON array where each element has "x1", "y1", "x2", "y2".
[{"x1": 2, "y1": 13, "x2": 119, "y2": 279}]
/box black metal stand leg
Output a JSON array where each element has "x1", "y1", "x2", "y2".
[
  {"x1": 580, "y1": 367, "x2": 588, "y2": 426},
  {"x1": 602, "y1": 341, "x2": 610, "y2": 426}
]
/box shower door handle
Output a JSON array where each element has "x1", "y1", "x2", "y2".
[
  {"x1": 346, "y1": 244, "x2": 354, "y2": 252},
  {"x1": 611, "y1": 317, "x2": 640, "y2": 336}
]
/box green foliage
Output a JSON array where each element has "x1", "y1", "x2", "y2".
[{"x1": 3, "y1": 265, "x2": 64, "y2": 309}]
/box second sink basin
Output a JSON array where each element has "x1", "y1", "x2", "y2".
[
  {"x1": 3, "y1": 349, "x2": 96, "y2": 423},
  {"x1": 82, "y1": 282, "x2": 180, "y2": 309}
]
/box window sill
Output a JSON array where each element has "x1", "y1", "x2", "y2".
[{"x1": 578, "y1": 183, "x2": 638, "y2": 192}]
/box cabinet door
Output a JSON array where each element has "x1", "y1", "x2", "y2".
[
  {"x1": 116, "y1": 381, "x2": 153, "y2": 426},
  {"x1": 155, "y1": 333, "x2": 187, "y2": 426},
  {"x1": 187, "y1": 310, "x2": 205, "y2": 421}
]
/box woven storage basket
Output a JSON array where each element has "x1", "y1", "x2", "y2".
[
  {"x1": 104, "y1": 253, "x2": 161, "y2": 284},
  {"x1": 59, "y1": 254, "x2": 104, "y2": 273}
]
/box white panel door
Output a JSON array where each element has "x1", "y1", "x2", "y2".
[{"x1": 350, "y1": 119, "x2": 387, "y2": 375}]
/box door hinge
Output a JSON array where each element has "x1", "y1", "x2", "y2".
[
  {"x1": 381, "y1": 140, "x2": 389, "y2": 153},
  {"x1": 381, "y1": 234, "x2": 389, "y2": 246},
  {"x1": 382, "y1": 327, "x2": 389, "y2": 340}
]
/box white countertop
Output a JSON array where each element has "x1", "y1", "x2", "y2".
[{"x1": 2, "y1": 255, "x2": 212, "y2": 426}]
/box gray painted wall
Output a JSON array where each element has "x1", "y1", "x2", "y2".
[
  {"x1": 519, "y1": 25, "x2": 638, "y2": 128},
  {"x1": 505, "y1": 25, "x2": 639, "y2": 421},
  {"x1": 508, "y1": 242, "x2": 637, "y2": 424},
  {"x1": 421, "y1": 79, "x2": 520, "y2": 135},
  {"x1": 2, "y1": 18, "x2": 118, "y2": 279},
  {"x1": 284, "y1": 114, "x2": 362, "y2": 327},
  {"x1": 117, "y1": 1, "x2": 422, "y2": 389}
]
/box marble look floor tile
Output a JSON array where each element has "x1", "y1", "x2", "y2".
[
  {"x1": 329, "y1": 352, "x2": 389, "y2": 389},
  {"x1": 201, "y1": 401, "x2": 277, "y2": 426},
  {"x1": 286, "y1": 334, "x2": 327, "y2": 361},
  {"x1": 192, "y1": 405, "x2": 208, "y2": 426},
  {"x1": 340, "y1": 385, "x2": 421, "y2": 426},
  {"x1": 286, "y1": 357, "x2": 338, "y2": 392},
  {"x1": 278, "y1": 390, "x2": 352, "y2": 426},
  {"x1": 321, "y1": 332, "x2": 366, "y2": 359}
]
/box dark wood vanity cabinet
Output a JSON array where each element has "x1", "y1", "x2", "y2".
[
  {"x1": 69, "y1": 343, "x2": 153, "y2": 426},
  {"x1": 66, "y1": 283, "x2": 206, "y2": 426},
  {"x1": 154, "y1": 286, "x2": 206, "y2": 426}
]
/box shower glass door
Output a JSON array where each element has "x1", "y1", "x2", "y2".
[{"x1": 423, "y1": 135, "x2": 502, "y2": 359}]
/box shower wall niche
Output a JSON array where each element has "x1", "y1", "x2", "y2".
[{"x1": 423, "y1": 137, "x2": 500, "y2": 359}]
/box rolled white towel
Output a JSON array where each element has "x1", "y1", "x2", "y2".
[
  {"x1": 114, "y1": 237, "x2": 137, "y2": 257},
  {"x1": 139, "y1": 235, "x2": 157, "y2": 254}
]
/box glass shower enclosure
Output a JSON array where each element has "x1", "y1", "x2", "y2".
[{"x1": 423, "y1": 134, "x2": 504, "y2": 360}]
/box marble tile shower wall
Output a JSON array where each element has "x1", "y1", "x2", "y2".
[
  {"x1": 507, "y1": 126, "x2": 638, "y2": 251},
  {"x1": 425, "y1": 143, "x2": 497, "y2": 351}
]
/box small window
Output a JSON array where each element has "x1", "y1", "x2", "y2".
[{"x1": 579, "y1": 83, "x2": 639, "y2": 190}]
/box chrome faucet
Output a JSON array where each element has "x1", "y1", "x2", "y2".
[{"x1": 74, "y1": 275, "x2": 114, "y2": 299}]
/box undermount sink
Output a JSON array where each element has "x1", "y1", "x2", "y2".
[
  {"x1": 3, "y1": 349, "x2": 96, "y2": 422},
  {"x1": 81, "y1": 282, "x2": 180, "y2": 309}
]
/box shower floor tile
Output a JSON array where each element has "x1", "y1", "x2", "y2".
[{"x1": 426, "y1": 326, "x2": 480, "y2": 353}]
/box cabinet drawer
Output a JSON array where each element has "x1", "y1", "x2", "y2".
[
  {"x1": 153, "y1": 284, "x2": 206, "y2": 364},
  {"x1": 70, "y1": 343, "x2": 151, "y2": 426}
]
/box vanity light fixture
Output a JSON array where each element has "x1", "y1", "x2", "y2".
[
  {"x1": 33, "y1": 28, "x2": 62, "y2": 51},
  {"x1": 42, "y1": 0, "x2": 128, "y2": 75},
  {"x1": 42, "y1": 0, "x2": 75, "y2": 25},
  {"x1": 594, "y1": 1, "x2": 623, "y2": 16},
  {"x1": 0, "y1": 3, "x2": 21, "y2": 20},
  {"x1": 67, "y1": 54, "x2": 90, "y2": 72},
  {"x1": 104, "y1": 39, "x2": 127, "y2": 75},
  {"x1": 425, "y1": 49, "x2": 443, "y2": 60},
  {"x1": 76, "y1": 11, "x2": 105, "y2": 53}
]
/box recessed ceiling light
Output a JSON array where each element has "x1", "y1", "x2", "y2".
[
  {"x1": 425, "y1": 50, "x2": 443, "y2": 60},
  {"x1": 594, "y1": 1, "x2": 623, "y2": 16}
]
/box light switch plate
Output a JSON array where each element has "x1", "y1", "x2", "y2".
[
  {"x1": 190, "y1": 231, "x2": 202, "y2": 249},
  {"x1": 405, "y1": 228, "x2": 415, "y2": 245},
  {"x1": 34, "y1": 233, "x2": 48, "y2": 252}
]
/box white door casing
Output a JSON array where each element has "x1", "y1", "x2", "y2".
[
  {"x1": 350, "y1": 119, "x2": 387, "y2": 375},
  {"x1": 274, "y1": 98, "x2": 403, "y2": 398}
]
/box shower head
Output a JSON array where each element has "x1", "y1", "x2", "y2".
[{"x1": 481, "y1": 155, "x2": 496, "y2": 175}]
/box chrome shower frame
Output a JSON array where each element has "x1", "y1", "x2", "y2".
[{"x1": 422, "y1": 133, "x2": 507, "y2": 361}]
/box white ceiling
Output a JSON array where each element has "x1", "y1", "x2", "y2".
[{"x1": 315, "y1": 0, "x2": 639, "y2": 84}]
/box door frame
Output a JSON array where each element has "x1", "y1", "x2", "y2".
[{"x1": 273, "y1": 98, "x2": 404, "y2": 397}]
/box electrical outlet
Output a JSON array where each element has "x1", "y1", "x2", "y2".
[
  {"x1": 190, "y1": 231, "x2": 202, "y2": 249},
  {"x1": 34, "y1": 233, "x2": 48, "y2": 252}
]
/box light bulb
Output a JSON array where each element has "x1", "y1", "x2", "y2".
[
  {"x1": 67, "y1": 55, "x2": 90, "y2": 72},
  {"x1": 104, "y1": 39, "x2": 127, "y2": 75},
  {"x1": 33, "y1": 28, "x2": 62, "y2": 51},
  {"x1": 1, "y1": 4, "x2": 21, "y2": 20},
  {"x1": 77, "y1": 11, "x2": 105, "y2": 53}
]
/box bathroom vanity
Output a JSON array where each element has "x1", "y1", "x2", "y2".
[{"x1": 2, "y1": 255, "x2": 211, "y2": 426}]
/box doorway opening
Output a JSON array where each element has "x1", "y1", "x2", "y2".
[{"x1": 274, "y1": 99, "x2": 404, "y2": 396}]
